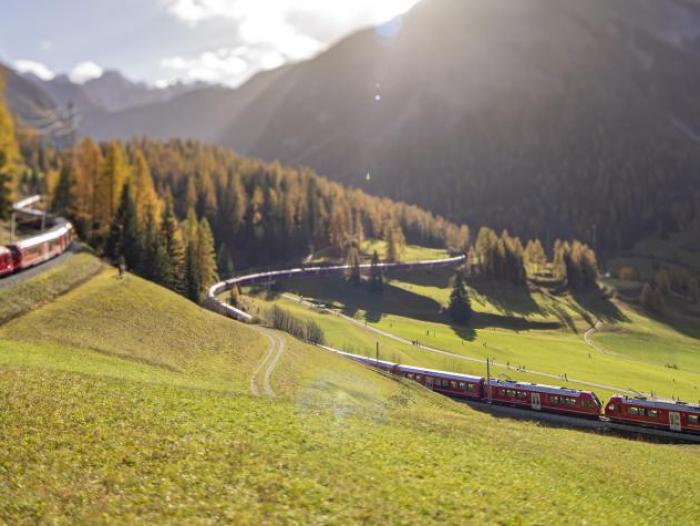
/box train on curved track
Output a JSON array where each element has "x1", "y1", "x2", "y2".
[
  {"x1": 206, "y1": 255, "x2": 700, "y2": 438},
  {"x1": 0, "y1": 196, "x2": 75, "y2": 277},
  {"x1": 329, "y1": 349, "x2": 700, "y2": 437}
]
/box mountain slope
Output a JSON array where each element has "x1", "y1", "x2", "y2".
[{"x1": 83, "y1": 0, "x2": 700, "y2": 249}]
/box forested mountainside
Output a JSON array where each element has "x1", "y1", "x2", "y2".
[{"x1": 66, "y1": 0, "x2": 700, "y2": 251}]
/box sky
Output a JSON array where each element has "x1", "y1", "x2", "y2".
[{"x1": 1, "y1": 0, "x2": 421, "y2": 88}]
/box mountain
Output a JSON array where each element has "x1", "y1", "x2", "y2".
[
  {"x1": 0, "y1": 64, "x2": 71, "y2": 143},
  {"x1": 26, "y1": 0, "x2": 700, "y2": 249},
  {"x1": 19, "y1": 69, "x2": 206, "y2": 131}
]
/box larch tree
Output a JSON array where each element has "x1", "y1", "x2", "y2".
[
  {"x1": 196, "y1": 217, "x2": 218, "y2": 299},
  {"x1": 346, "y1": 240, "x2": 361, "y2": 285},
  {"x1": 159, "y1": 198, "x2": 185, "y2": 292},
  {"x1": 97, "y1": 142, "x2": 130, "y2": 236},
  {"x1": 132, "y1": 149, "x2": 160, "y2": 225}
]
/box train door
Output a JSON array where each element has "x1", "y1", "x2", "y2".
[
  {"x1": 669, "y1": 412, "x2": 681, "y2": 432},
  {"x1": 531, "y1": 393, "x2": 542, "y2": 411},
  {"x1": 426, "y1": 377, "x2": 434, "y2": 390}
]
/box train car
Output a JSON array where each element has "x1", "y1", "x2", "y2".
[
  {"x1": 0, "y1": 246, "x2": 15, "y2": 276},
  {"x1": 9, "y1": 221, "x2": 74, "y2": 271},
  {"x1": 487, "y1": 379, "x2": 601, "y2": 418},
  {"x1": 396, "y1": 364, "x2": 484, "y2": 400},
  {"x1": 604, "y1": 395, "x2": 700, "y2": 434},
  {"x1": 330, "y1": 351, "x2": 485, "y2": 400}
]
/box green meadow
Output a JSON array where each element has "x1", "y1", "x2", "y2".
[{"x1": 2, "y1": 254, "x2": 700, "y2": 524}]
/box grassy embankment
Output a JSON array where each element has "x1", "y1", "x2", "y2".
[{"x1": 2, "y1": 254, "x2": 700, "y2": 524}]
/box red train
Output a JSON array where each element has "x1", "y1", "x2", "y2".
[
  {"x1": 605, "y1": 395, "x2": 700, "y2": 434},
  {"x1": 0, "y1": 219, "x2": 75, "y2": 277},
  {"x1": 333, "y1": 350, "x2": 700, "y2": 436}
]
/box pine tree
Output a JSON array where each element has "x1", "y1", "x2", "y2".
[
  {"x1": 183, "y1": 241, "x2": 201, "y2": 303},
  {"x1": 196, "y1": 217, "x2": 218, "y2": 299},
  {"x1": 217, "y1": 242, "x2": 235, "y2": 277},
  {"x1": 139, "y1": 205, "x2": 168, "y2": 283},
  {"x1": 51, "y1": 163, "x2": 73, "y2": 216},
  {"x1": 448, "y1": 271, "x2": 472, "y2": 325},
  {"x1": 0, "y1": 152, "x2": 11, "y2": 220},
  {"x1": 105, "y1": 183, "x2": 141, "y2": 270},
  {"x1": 369, "y1": 250, "x2": 383, "y2": 292},
  {"x1": 160, "y1": 198, "x2": 185, "y2": 291}
]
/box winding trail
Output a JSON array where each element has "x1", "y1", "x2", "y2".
[
  {"x1": 282, "y1": 293, "x2": 637, "y2": 396},
  {"x1": 584, "y1": 321, "x2": 607, "y2": 354},
  {"x1": 249, "y1": 327, "x2": 285, "y2": 397}
]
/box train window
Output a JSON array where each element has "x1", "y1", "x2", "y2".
[
  {"x1": 498, "y1": 389, "x2": 506, "y2": 396},
  {"x1": 565, "y1": 398, "x2": 577, "y2": 406},
  {"x1": 607, "y1": 404, "x2": 615, "y2": 412},
  {"x1": 647, "y1": 409, "x2": 659, "y2": 418},
  {"x1": 415, "y1": 375, "x2": 422, "y2": 382},
  {"x1": 442, "y1": 379, "x2": 450, "y2": 388},
  {"x1": 458, "y1": 382, "x2": 466, "y2": 390},
  {"x1": 689, "y1": 415, "x2": 699, "y2": 424},
  {"x1": 407, "y1": 373, "x2": 414, "y2": 379},
  {"x1": 449, "y1": 381, "x2": 458, "y2": 389},
  {"x1": 515, "y1": 391, "x2": 527, "y2": 400},
  {"x1": 628, "y1": 407, "x2": 640, "y2": 416},
  {"x1": 549, "y1": 395, "x2": 561, "y2": 404},
  {"x1": 466, "y1": 383, "x2": 474, "y2": 392}
]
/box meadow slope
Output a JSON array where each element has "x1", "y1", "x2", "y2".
[{"x1": 1, "y1": 255, "x2": 700, "y2": 524}]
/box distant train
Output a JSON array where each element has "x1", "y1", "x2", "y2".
[
  {"x1": 0, "y1": 197, "x2": 75, "y2": 277},
  {"x1": 206, "y1": 255, "x2": 466, "y2": 323},
  {"x1": 332, "y1": 349, "x2": 700, "y2": 436}
]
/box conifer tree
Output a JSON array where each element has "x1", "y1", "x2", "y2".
[
  {"x1": 51, "y1": 163, "x2": 73, "y2": 216},
  {"x1": 97, "y1": 142, "x2": 129, "y2": 235},
  {"x1": 131, "y1": 149, "x2": 160, "y2": 224},
  {"x1": 448, "y1": 271, "x2": 472, "y2": 325},
  {"x1": 106, "y1": 183, "x2": 141, "y2": 270},
  {"x1": 216, "y1": 243, "x2": 235, "y2": 277},
  {"x1": 369, "y1": 250, "x2": 383, "y2": 292},
  {"x1": 160, "y1": 198, "x2": 185, "y2": 291},
  {"x1": 139, "y1": 206, "x2": 168, "y2": 283},
  {"x1": 196, "y1": 217, "x2": 218, "y2": 299},
  {"x1": 0, "y1": 152, "x2": 11, "y2": 220},
  {"x1": 183, "y1": 241, "x2": 201, "y2": 303}
]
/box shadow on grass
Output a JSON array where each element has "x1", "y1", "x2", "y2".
[
  {"x1": 468, "y1": 278, "x2": 542, "y2": 318},
  {"x1": 571, "y1": 288, "x2": 629, "y2": 324}
]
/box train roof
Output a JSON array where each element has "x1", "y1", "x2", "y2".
[
  {"x1": 487, "y1": 378, "x2": 591, "y2": 397},
  {"x1": 14, "y1": 223, "x2": 71, "y2": 249},
  {"x1": 394, "y1": 363, "x2": 483, "y2": 382},
  {"x1": 615, "y1": 395, "x2": 700, "y2": 414}
]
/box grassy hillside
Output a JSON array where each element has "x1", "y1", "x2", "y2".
[
  {"x1": 3, "y1": 255, "x2": 700, "y2": 523},
  {"x1": 248, "y1": 263, "x2": 700, "y2": 403}
]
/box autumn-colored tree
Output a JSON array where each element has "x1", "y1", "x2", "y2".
[{"x1": 448, "y1": 271, "x2": 472, "y2": 325}]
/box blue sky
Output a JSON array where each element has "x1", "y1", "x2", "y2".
[{"x1": 1, "y1": 0, "x2": 420, "y2": 87}]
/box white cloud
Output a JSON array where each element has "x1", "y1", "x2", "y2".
[
  {"x1": 69, "y1": 61, "x2": 104, "y2": 83},
  {"x1": 161, "y1": 48, "x2": 249, "y2": 85},
  {"x1": 158, "y1": 0, "x2": 421, "y2": 86},
  {"x1": 14, "y1": 59, "x2": 55, "y2": 81}
]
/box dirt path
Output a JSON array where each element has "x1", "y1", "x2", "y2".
[
  {"x1": 283, "y1": 293, "x2": 637, "y2": 395},
  {"x1": 249, "y1": 327, "x2": 285, "y2": 397},
  {"x1": 584, "y1": 321, "x2": 607, "y2": 354}
]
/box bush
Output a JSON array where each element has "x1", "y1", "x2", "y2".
[{"x1": 268, "y1": 305, "x2": 326, "y2": 345}]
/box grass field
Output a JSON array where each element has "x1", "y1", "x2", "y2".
[
  {"x1": 0, "y1": 251, "x2": 104, "y2": 324},
  {"x1": 3, "y1": 255, "x2": 700, "y2": 523},
  {"x1": 248, "y1": 264, "x2": 700, "y2": 404}
]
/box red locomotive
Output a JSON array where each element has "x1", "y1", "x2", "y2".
[{"x1": 605, "y1": 395, "x2": 700, "y2": 435}]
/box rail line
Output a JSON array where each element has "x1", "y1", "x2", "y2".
[{"x1": 205, "y1": 254, "x2": 466, "y2": 322}]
